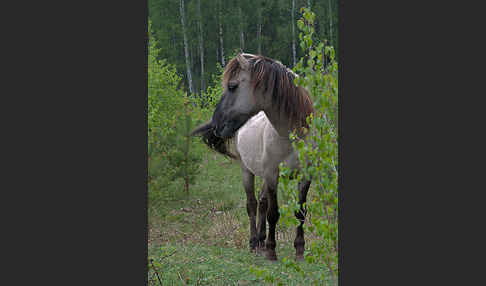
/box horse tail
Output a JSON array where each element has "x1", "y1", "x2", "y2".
[{"x1": 191, "y1": 121, "x2": 237, "y2": 159}]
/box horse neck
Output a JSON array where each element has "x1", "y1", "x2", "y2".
[
  {"x1": 262, "y1": 104, "x2": 294, "y2": 139},
  {"x1": 263, "y1": 103, "x2": 311, "y2": 141},
  {"x1": 259, "y1": 83, "x2": 311, "y2": 139}
]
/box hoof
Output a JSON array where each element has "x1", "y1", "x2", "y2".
[
  {"x1": 254, "y1": 241, "x2": 266, "y2": 256},
  {"x1": 295, "y1": 254, "x2": 305, "y2": 261},
  {"x1": 249, "y1": 238, "x2": 258, "y2": 250},
  {"x1": 265, "y1": 250, "x2": 277, "y2": 261},
  {"x1": 255, "y1": 246, "x2": 265, "y2": 256},
  {"x1": 295, "y1": 246, "x2": 305, "y2": 261}
]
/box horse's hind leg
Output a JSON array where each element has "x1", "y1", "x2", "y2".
[
  {"x1": 294, "y1": 179, "x2": 311, "y2": 260},
  {"x1": 241, "y1": 165, "x2": 258, "y2": 251},
  {"x1": 256, "y1": 182, "x2": 268, "y2": 253}
]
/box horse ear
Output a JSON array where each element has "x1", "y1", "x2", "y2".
[{"x1": 236, "y1": 53, "x2": 250, "y2": 70}]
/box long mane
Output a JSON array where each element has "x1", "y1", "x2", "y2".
[
  {"x1": 191, "y1": 121, "x2": 237, "y2": 159},
  {"x1": 224, "y1": 54, "x2": 314, "y2": 131}
]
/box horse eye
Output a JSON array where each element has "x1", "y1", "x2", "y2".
[{"x1": 228, "y1": 84, "x2": 238, "y2": 91}]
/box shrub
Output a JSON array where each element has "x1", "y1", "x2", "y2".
[
  {"x1": 148, "y1": 20, "x2": 202, "y2": 200},
  {"x1": 282, "y1": 7, "x2": 338, "y2": 283}
]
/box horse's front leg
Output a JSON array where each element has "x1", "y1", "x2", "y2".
[
  {"x1": 294, "y1": 179, "x2": 311, "y2": 260},
  {"x1": 241, "y1": 166, "x2": 258, "y2": 251},
  {"x1": 256, "y1": 183, "x2": 268, "y2": 253},
  {"x1": 264, "y1": 171, "x2": 280, "y2": 261}
]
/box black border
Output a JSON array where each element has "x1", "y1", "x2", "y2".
[
  {"x1": 8, "y1": 0, "x2": 480, "y2": 285},
  {"x1": 341, "y1": 1, "x2": 482, "y2": 284},
  {"x1": 9, "y1": 1, "x2": 149, "y2": 284}
]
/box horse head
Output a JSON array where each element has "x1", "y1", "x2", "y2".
[{"x1": 212, "y1": 53, "x2": 266, "y2": 139}]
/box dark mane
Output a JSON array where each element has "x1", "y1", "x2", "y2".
[
  {"x1": 223, "y1": 54, "x2": 314, "y2": 131},
  {"x1": 190, "y1": 121, "x2": 237, "y2": 159}
]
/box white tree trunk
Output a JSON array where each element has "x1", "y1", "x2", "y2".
[
  {"x1": 240, "y1": 30, "x2": 245, "y2": 52},
  {"x1": 328, "y1": 0, "x2": 333, "y2": 47},
  {"x1": 257, "y1": 6, "x2": 262, "y2": 55},
  {"x1": 258, "y1": 23, "x2": 262, "y2": 54},
  {"x1": 219, "y1": 0, "x2": 225, "y2": 66},
  {"x1": 239, "y1": 6, "x2": 245, "y2": 51},
  {"x1": 198, "y1": 0, "x2": 205, "y2": 93},
  {"x1": 180, "y1": 0, "x2": 194, "y2": 94},
  {"x1": 308, "y1": 0, "x2": 311, "y2": 9},
  {"x1": 291, "y1": 0, "x2": 296, "y2": 67},
  {"x1": 219, "y1": 23, "x2": 225, "y2": 66}
]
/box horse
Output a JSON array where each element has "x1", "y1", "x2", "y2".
[{"x1": 191, "y1": 53, "x2": 314, "y2": 261}]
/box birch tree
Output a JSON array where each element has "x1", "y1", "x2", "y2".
[
  {"x1": 328, "y1": 0, "x2": 333, "y2": 47},
  {"x1": 239, "y1": 5, "x2": 245, "y2": 51},
  {"x1": 257, "y1": 2, "x2": 262, "y2": 54},
  {"x1": 179, "y1": 0, "x2": 194, "y2": 94},
  {"x1": 197, "y1": 0, "x2": 205, "y2": 93},
  {"x1": 149, "y1": 0, "x2": 339, "y2": 91},
  {"x1": 291, "y1": 0, "x2": 296, "y2": 67},
  {"x1": 218, "y1": 0, "x2": 225, "y2": 66}
]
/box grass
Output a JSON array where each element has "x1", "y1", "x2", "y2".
[
  {"x1": 148, "y1": 243, "x2": 329, "y2": 285},
  {"x1": 148, "y1": 143, "x2": 333, "y2": 285}
]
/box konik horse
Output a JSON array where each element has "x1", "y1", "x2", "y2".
[{"x1": 192, "y1": 53, "x2": 314, "y2": 261}]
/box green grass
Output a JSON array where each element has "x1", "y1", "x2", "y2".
[
  {"x1": 148, "y1": 143, "x2": 333, "y2": 285},
  {"x1": 148, "y1": 243, "x2": 330, "y2": 285}
]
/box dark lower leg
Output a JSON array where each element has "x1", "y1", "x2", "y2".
[
  {"x1": 294, "y1": 180, "x2": 311, "y2": 260},
  {"x1": 265, "y1": 184, "x2": 279, "y2": 261},
  {"x1": 242, "y1": 169, "x2": 257, "y2": 250},
  {"x1": 247, "y1": 197, "x2": 257, "y2": 250},
  {"x1": 294, "y1": 225, "x2": 305, "y2": 259},
  {"x1": 256, "y1": 185, "x2": 267, "y2": 250}
]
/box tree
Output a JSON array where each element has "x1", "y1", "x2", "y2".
[
  {"x1": 148, "y1": 0, "x2": 339, "y2": 101},
  {"x1": 239, "y1": 4, "x2": 245, "y2": 51},
  {"x1": 148, "y1": 19, "x2": 203, "y2": 198},
  {"x1": 292, "y1": 0, "x2": 296, "y2": 67},
  {"x1": 256, "y1": 0, "x2": 263, "y2": 54},
  {"x1": 218, "y1": 0, "x2": 225, "y2": 66},
  {"x1": 197, "y1": 0, "x2": 205, "y2": 93},
  {"x1": 179, "y1": 0, "x2": 194, "y2": 94}
]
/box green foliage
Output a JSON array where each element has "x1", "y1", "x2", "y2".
[
  {"x1": 278, "y1": 7, "x2": 339, "y2": 285},
  {"x1": 148, "y1": 20, "x2": 184, "y2": 156},
  {"x1": 148, "y1": 20, "x2": 202, "y2": 197},
  {"x1": 148, "y1": 17, "x2": 227, "y2": 200},
  {"x1": 196, "y1": 62, "x2": 223, "y2": 111},
  {"x1": 148, "y1": 0, "x2": 338, "y2": 93},
  {"x1": 164, "y1": 98, "x2": 203, "y2": 191}
]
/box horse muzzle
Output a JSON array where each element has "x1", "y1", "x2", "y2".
[{"x1": 214, "y1": 122, "x2": 232, "y2": 138}]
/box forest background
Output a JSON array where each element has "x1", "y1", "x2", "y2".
[{"x1": 148, "y1": 0, "x2": 337, "y2": 95}]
